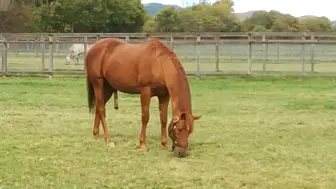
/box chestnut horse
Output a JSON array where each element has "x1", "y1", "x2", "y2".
[{"x1": 85, "y1": 38, "x2": 201, "y2": 157}]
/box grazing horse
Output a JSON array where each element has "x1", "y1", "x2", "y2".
[
  {"x1": 85, "y1": 38, "x2": 201, "y2": 158},
  {"x1": 65, "y1": 43, "x2": 92, "y2": 65}
]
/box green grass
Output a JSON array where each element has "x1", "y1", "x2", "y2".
[{"x1": 1, "y1": 76, "x2": 336, "y2": 188}]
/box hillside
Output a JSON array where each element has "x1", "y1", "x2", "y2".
[
  {"x1": 235, "y1": 11, "x2": 255, "y2": 21},
  {"x1": 333, "y1": 21, "x2": 336, "y2": 28},
  {"x1": 143, "y1": 2, "x2": 336, "y2": 28},
  {"x1": 144, "y1": 3, "x2": 183, "y2": 16}
]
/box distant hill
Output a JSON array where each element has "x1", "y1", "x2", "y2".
[
  {"x1": 235, "y1": 11, "x2": 255, "y2": 21},
  {"x1": 332, "y1": 21, "x2": 336, "y2": 28},
  {"x1": 297, "y1": 15, "x2": 319, "y2": 19},
  {"x1": 144, "y1": 3, "x2": 183, "y2": 16},
  {"x1": 142, "y1": 3, "x2": 336, "y2": 28}
]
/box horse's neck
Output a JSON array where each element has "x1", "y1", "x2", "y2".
[{"x1": 167, "y1": 73, "x2": 192, "y2": 116}]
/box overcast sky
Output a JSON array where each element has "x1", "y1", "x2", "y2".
[{"x1": 141, "y1": 0, "x2": 336, "y2": 20}]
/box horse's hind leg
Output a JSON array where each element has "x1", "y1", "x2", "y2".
[
  {"x1": 92, "y1": 78, "x2": 114, "y2": 146},
  {"x1": 93, "y1": 85, "x2": 113, "y2": 137}
]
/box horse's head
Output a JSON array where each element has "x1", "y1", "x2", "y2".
[{"x1": 168, "y1": 112, "x2": 201, "y2": 158}]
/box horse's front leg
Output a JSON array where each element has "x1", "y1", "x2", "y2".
[
  {"x1": 158, "y1": 95, "x2": 170, "y2": 150},
  {"x1": 139, "y1": 87, "x2": 151, "y2": 150}
]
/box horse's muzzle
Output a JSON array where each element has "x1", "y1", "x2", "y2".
[{"x1": 174, "y1": 146, "x2": 187, "y2": 158}]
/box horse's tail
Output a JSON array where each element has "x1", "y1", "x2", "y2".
[{"x1": 86, "y1": 75, "x2": 95, "y2": 113}]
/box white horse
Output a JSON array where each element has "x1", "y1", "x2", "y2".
[{"x1": 65, "y1": 43, "x2": 92, "y2": 65}]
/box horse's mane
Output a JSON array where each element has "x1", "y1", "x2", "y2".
[
  {"x1": 145, "y1": 39, "x2": 188, "y2": 81},
  {"x1": 145, "y1": 39, "x2": 193, "y2": 116}
]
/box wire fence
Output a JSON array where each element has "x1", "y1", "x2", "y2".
[{"x1": 1, "y1": 33, "x2": 336, "y2": 77}]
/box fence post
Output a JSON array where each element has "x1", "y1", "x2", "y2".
[
  {"x1": 48, "y1": 35, "x2": 54, "y2": 77},
  {"x1": 276, "y1": 44, "x2": 280, "y2": 63},
  {"x1": 84, "y1": 36, "x2": 88, "y2": 71},
  {"x1": 215, "y1": 35, "x2": 219, "y2": 72},
  {"x1": 84, "y1": 36, "x2": 88, "y2": 56},
  {"x1": 169, "y1": 36, "x2": 174, "y2": 50},
  {"x1": 96, "y1": 35, "x2": 100, "y2": 42},
  {"x1": 310, "y1": 35, "x2": 315, "y2": 73},
  {"x1": 1, "y1": 36, "x2": 7, "y2": 76},
  {"x1": 56, "y1": 40, "x2": 60, "y2": 57},
  {"x1": 41, "y1": 36, "x2": 45, "y2": 70},
  {"x1": 15, "y1": 37, "x2": 19, "y2": 55},
  {"x1": 301, "y1": 35, "x2": 305, "y2": 75},
  {"x1": 247, "y1": 32, "x2": 252, "y2": 75},
  {"x1": 262, "y1": 35, "x2": 268, "y2": 72},
  {"x1": 35, "y1": 40, "x2": 38, "y2": 56},
  {"x1": 196, "y1": 51, "x2": 200, "y2": 78},
  {"x1": 196, "y1": 35, "x2": 201, "y2": 72}
]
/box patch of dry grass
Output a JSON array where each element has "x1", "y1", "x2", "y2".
[{"x1": 1, "y1": 76, "x2": 336, "y2": 188}]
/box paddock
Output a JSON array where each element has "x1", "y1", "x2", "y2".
[{"x1": 1, "y1": 76, "x2": 335, "y2": 188}]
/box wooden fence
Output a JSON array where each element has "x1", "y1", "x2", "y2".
[{"x1": 2, "y1": 32, "x2": 336, "y2": 77}]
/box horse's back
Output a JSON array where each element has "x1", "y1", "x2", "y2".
[{"x1": 86, "y1": 38, "x2": 172, "y2": 94}]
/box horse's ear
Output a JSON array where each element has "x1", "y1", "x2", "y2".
[
  {"x1": 193, "y1": 115, "x2": 202, "y2": 121},
  {"x1": 173, "y1": 113, "x2": 187, "y2": 123}
]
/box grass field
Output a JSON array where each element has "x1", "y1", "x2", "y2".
[{"x1": 1, "y1": 76, "x2": 336, "y2": 188}]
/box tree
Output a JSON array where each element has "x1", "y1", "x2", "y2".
[
  {"x1": 299, "y1": 17, "x2": 333, "y2": 32},
  {"x1": 26, "y1": 0, "x2": 146, "y2": 32},
  {"x1": 211, "y1": 0, "x2": 241, "y2": 32},
  {"x1": 252, "y1": 25, "x2": 267, "y2": 32},
  {"x1": 154, "y1": 7, "x2": 180, "y2": 32},
  {"x1": 142, "y1": 15, "x2": 157, "y2": 32},
  {"x1": 175, "y1": 0, "x2": 240, "y2": 32},
  {"x1": 271, "y1": 14, "x2": 300, "y2": 32},
  {"x1": 0, "y1": 0, "x2": 30, "y2": 32},
  {"x1": 243, "y1": 11, "x2": 274, "y2": 31}
]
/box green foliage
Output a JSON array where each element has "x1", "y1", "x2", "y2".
[
  {"x1": 146, "y1": 0, "x2": 242, "y2": 32},
  {"x1": 7, "y1": 0, "x2": 336, "y2": 33},
  {"x1": 272, "y1": 14, "x2": 300, "y2": 32},
  {"x1": 252, "y1": 25, "x2": 267, "y2": 32},
  {"x1": 241, "y1": 10, "x2": 334, "y2": 33},
  {"x1": 26, "y1": 0, "x2": 145, "y2": 32},
  {"x1": 299, "y1": 17, "x2": 333, "y2": 32},
  {"x1": 154, "y1": 7, "x2": 181, "y2": 32}
]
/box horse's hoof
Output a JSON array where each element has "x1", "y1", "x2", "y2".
[
  {"x1": 138, "y1": 144, "x2": 147, "y2": 150},
  {"x1": 93, "y1": 134, "x2": 100, "y2": 139},
  {"x1": 162, "y1": 144, "x2": 169, "y2": 151},
  {"x1": 106, "y1": 142, "x2": 116, "y2": 148},
  {"x1": 114, "y1": 106, "x2": 119, "y2": 110}
]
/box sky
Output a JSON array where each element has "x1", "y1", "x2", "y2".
[{"x1": 141, "y1": 0, "x2": 336, "y2": 20}]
